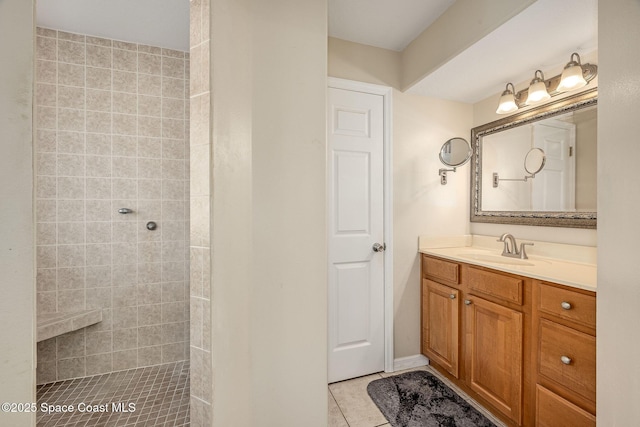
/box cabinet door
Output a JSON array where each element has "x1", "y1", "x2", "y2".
[
  {"x1": 466, "y1": 296, "x2": 523, "y2": 425},
  {"x1": 422, "y1": 279, "x2": 459, "y2": 378}
]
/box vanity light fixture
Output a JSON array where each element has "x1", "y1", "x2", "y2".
[
  {"x1": 496, "y1": 52, "x2": 597, "y2": 114},
  {"x1": 495, "y1": 83, "x2": 519, "y2": 114},
  {"x1": 556, "y1": 52, "x2": 588, "y2": 92},
  {"x1": 525, "y1": 70, "x2": 551, "y2": 105}
]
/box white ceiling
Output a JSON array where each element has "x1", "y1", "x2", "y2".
[
  {"x1": 36, "y1": 0, "x2": 597, "y2": 104},
  {"x1": 36, "y1": 0, "x2": 190, "y2": 52},
  {"x1": 328, "y1": 0, "x2": 455, "y2": 52},
  {"x1": 406, "y1": 0, "x2": 598, "y2": 103}
]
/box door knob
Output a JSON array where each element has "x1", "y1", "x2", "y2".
[{"x1": 372, "y1": 243, "x2": 386, "y2": 252}]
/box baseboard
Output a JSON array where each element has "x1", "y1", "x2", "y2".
[{"x1": 392, "y1": 354, "x2": 430, "y2": 372}]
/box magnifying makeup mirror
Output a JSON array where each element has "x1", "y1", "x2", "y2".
[
  {"x1": 492, "y1": 147, "x2": 547, "y2": 187},
  {"x1": 524, "y1": 147, "x2": 546, "y2": 176},
  {"x1": 439, "y1": 137, "x2": 471, "y2": 185}
]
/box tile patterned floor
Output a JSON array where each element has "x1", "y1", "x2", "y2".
[
  {"x1": 328, "y1": 365, "x2": 506, "y2": 427},
  {"x1": 35, "y1": 360, "x2": 500, "y2": 426},
  {"x1": 36, "y1": 360, "x2": 189, "y2": 427}
]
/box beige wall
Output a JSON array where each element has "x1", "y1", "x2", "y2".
[
  {"x1": 201, "y1": 0, "x2": 328, "y2": 425},
  {"x1": 328, "y1": 39, "x2": 473, "y2": 359},
  {"x1": 0, "y1": 0, "x2": 36, "y2": 426},
  {"x1": 251, "y1": 0, "x2": 327, "y2": 423},
  {"x1": 328, "y1": 37, "x2": 401, "y2": 89},
  {"x1": 598, "y1": 0, "x2": 640, "y2": 423}
]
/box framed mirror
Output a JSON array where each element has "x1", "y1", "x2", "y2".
[{"x1": 470, "y1": 88, "x2": 597, "y2": 228}]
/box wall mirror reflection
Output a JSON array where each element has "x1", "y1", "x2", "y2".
[{"x1": 471, "y1": 88, "x2": 597, "y2": 228}]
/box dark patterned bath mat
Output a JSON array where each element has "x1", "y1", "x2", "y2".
[{"x1": 367, "y1": 370, "x2": 497, "y2": 427}]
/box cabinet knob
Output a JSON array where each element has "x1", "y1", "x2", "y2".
[
  {"x1": 561, "y1": 301, "x2": 572, "y2": 310},
  {"x1": 449, "y1": 294, "x2": 456, "y2": 299},
  {"x1": 560, "y1": 355, "x2": 572, "y2": 365},
  {"x1": 464, "y1": 299, "x2": 472, "y2": 305}
]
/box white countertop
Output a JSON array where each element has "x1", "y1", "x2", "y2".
[{"x1": 419, "y1": 235, "x2": 597, "y2": 292}]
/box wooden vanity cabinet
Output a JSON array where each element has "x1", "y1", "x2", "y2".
[
  {"x1": 421, "y1": 255, "x2": 530, "y2": 426},
  {"x1": 465, "y1": 293, "x2": 524, "y2": 424},
  {"x1": 421, "y1": 254, "x2": 596, "y2": 426},
  {"x1": 533, "y1": 281, "x2": 596, "y2": 426},
  {"x1": 421, "y1": 256, "x2": 460, "y2": 378},
  {"x1": 422, "y1": 279, "x2": 459, "y2": 377},
  {"x1": 464, "y1": 266, "x2": 527, "y2": 425}
]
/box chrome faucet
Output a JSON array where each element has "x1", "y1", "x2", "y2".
[{"x1": 497, "y1": 233, "x2": 534, "y2": 259}]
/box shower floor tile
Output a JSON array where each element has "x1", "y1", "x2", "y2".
[{"x1": 37, "y1": 360, "x2": 190, "y2": 426}]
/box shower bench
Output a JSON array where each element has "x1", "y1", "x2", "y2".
[{"x1": 37, "y1": 309, "x2": 102, "y2": 342}]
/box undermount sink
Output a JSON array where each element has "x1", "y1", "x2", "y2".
[{"x1": 457, "y1": 252, "x2": 535, "y2": 267}]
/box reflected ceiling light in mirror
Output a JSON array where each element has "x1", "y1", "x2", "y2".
[
  {"x1": 496, "y1": 83, "x2": 519, "y2": 114},
  {"x1": 496, "y1": 52, "x2": 597, "y2": 115},
  {"x1": 525, "y1": 70, "x2": 551, "y2": 105},
  {"x1": 556, "y1": 53, "x2": 588, "y2": 92}
]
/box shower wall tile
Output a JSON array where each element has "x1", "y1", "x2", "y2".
[
  {"x1": 35, "y1": 28, "x2": 189, "y2": 384},
  {"x1": 190, "y1": 0, "x2": 211, "y2": 421}
]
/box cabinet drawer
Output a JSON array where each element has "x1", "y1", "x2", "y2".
[
  {"x1": 539, "y1": 319, "x2": 596, "y2": 403},
  {"x1": 538, "y1": 282, "x2": 595, "y2": 330},
  {"x1": 536, "y1": 385, "x2": 595, "y2": 427},
  {"x1": 422, "y1": 256, "x2": 459, "y2": 284},
  {"x1": 467, "y1": 267, "x2": 523, "y2": 305}
]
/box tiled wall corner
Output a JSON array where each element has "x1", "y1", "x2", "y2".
[
  {"x1": 34, "y1": 27, "x2": 190, "y2": 384},
  {"x1": 189, "y1": 0, "x2": 213, "y2": 425}
]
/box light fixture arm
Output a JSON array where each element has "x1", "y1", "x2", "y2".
[
  {"x1": 530, "y1": 70, "x2": 545, "y2": 84},
  {"x1": 504, "y1": 82, "x2": 522, "y2": 104},
  {"x1": 568, "y1": 52, "x2": 582, "y2": 67},
  {"x1": 504, "y1": 82, "x2": 516, "y2": 96}
]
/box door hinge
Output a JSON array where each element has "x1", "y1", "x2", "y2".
[{"x1": 569, "y1": 146, "x2": 574, "y2": 157}]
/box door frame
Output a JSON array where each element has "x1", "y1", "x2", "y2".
[{"x1": 327, "y1": 77, "x2": 394, "y2": 374}]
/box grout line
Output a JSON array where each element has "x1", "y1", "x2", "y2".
[{"x1": 328, "y1": 387, "x2": 351, "y2": 427}]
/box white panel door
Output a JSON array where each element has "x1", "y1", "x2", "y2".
[
  {"x1": 532, "y1": 121, "x2": 576, "y2": 211},
  {"x1": 328, "y1": 87, "x2": 385, "y2": 383}
]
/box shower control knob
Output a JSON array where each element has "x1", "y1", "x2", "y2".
[{"x1": 146, "y1": 221, "x2": 157, "y2": 231}]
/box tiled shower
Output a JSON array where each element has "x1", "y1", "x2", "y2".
[{"x1": 34, "y1": 26, "x2": 190, "y2": 390}]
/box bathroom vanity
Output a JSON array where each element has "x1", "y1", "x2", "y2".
[{"x1": 419, "y1": 237, "x2": 596, "y2": 427}]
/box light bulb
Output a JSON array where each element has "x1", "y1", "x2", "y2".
[
  {"x1": 496, "y1": 83, "x2": 518, "y2": 114},
  {"x1": 557, "y1": 54, "x2": 587, "y2": 92},
  {"x1": 525, "y1": 70, "x2": 550, "y2": 105}
]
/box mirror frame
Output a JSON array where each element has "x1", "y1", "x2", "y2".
[{"x1": 470, "y1": 88, "x2": 597, "y2": 229}]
